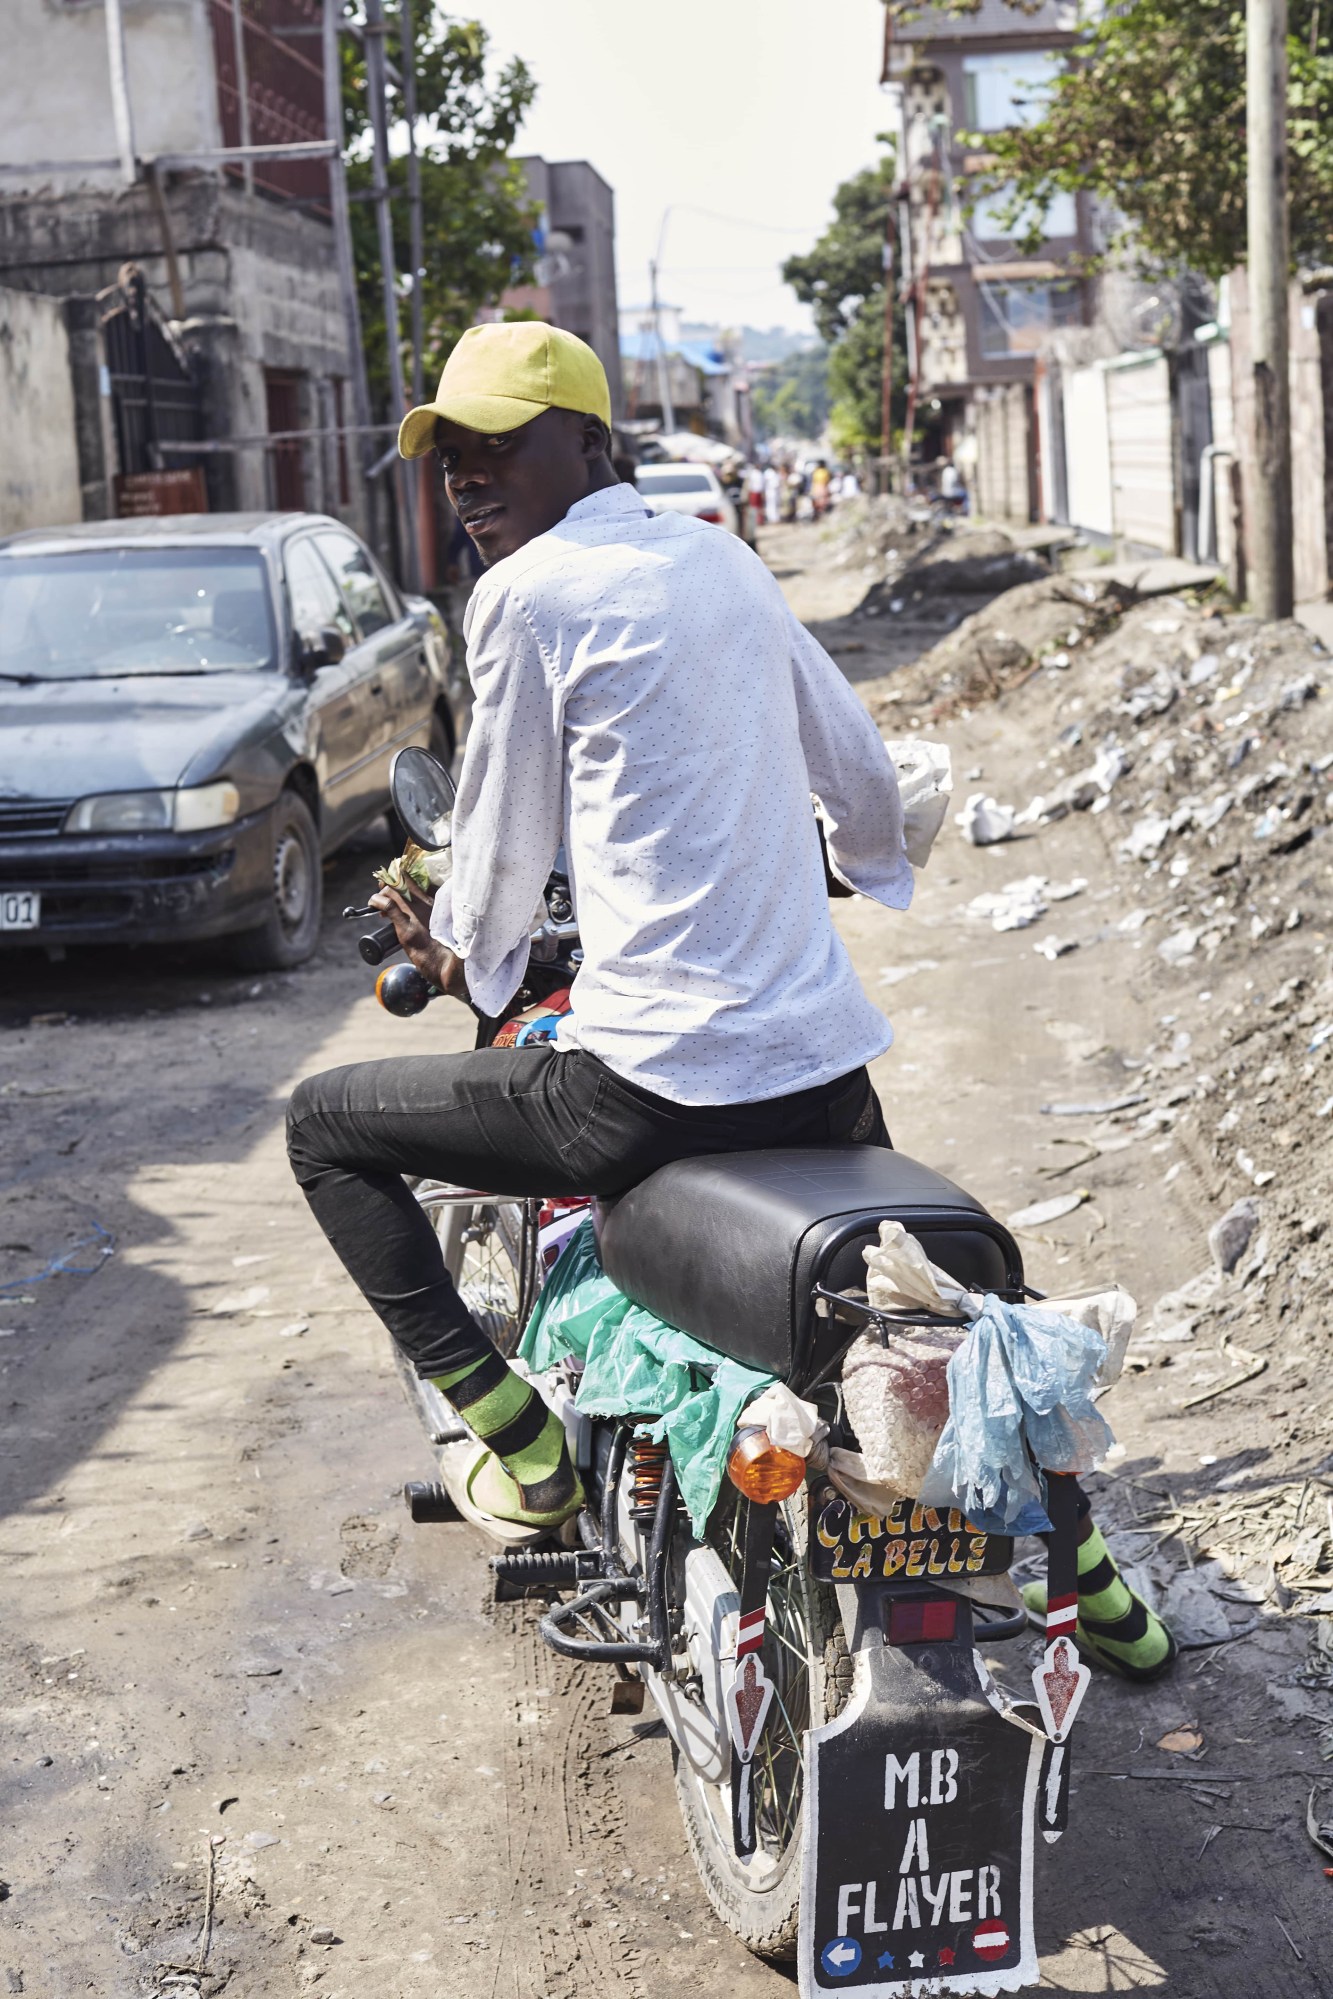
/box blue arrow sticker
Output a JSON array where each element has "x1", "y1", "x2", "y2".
[{"x1": 821, "y1": 1936, "x2": 862, "y2": 1978}]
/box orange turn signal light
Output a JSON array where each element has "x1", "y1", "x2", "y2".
[{"x1": 726, "y1": 1427, "x2": 806, "y2": 1504}]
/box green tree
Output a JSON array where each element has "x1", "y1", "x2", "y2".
[
  {"x1": 780, "y1": 155, "x2": 905, "y2": 451},
  {"x1": 750, "y1": 346, "x2": 831, "y2": 440},
  {"x1": 341, "y1": 9, "x2": 540, "y2": 406},
  {"x1": 783, "y1": 161, "x2": 891, "y2": 344},
  {"x1": 921, "y1": 0, "x2": 1333, "y2": 277}
]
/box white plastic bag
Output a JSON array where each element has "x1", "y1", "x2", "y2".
[
  {"x1": 1031, "y1": 1286, "x2": 1136, "y2": 1387},
  {"x1": 742, "y1": 1382, "x2": 825, "y2": 1458},
  {"x1": 884, "y1": 737, "x2": 953, "y2": 869},
  {"x1": 863, "y1": 1218, "x2": 978, "y2": 1317}
]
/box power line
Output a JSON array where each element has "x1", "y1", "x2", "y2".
[{"x1": 655, "y1": 203, "x2": 826, "y2": 236}]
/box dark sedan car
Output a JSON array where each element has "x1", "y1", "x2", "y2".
[{"x1": 0, "y1": 512, "x2": 469, "y2": 968}]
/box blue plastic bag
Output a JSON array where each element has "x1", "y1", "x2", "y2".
[
  {"x1": 520, "y1": 1218, "x2": 775, "y2": 1534},
  {"x1": 919, "y1": 1294, "x2": 1114, "y2": 1535}
]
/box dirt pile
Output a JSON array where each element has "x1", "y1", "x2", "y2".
[
  {"x1": 860, "y1": 568, "x2": 1137, "y2": 724},
  {"x1": 898, "y1": 585, "x2": 1333, "y2": 1521},
  {"x1": 829, "y1": 502, "x2": 1049, "y2": 600}
]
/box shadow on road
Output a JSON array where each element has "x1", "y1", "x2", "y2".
[{"x1": 0, "y1": 823, "x2": 396, "y2": 1518}]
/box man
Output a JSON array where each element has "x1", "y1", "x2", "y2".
[
  {"x1": 283, "y1": 324, "x2": 1173, "y2": 1677},
  {"x1": 287, "y1": 321, "x2": 904, "y2": 1530}
]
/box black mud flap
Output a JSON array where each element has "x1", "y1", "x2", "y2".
[{"x1": 799, "y1": 1592, "x2": 1042, "y2": 1997}]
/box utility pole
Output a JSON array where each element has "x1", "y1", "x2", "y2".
[
  {"x1": 898, "y1": 191, "x2": 918, "y2": 494},
  {"x1": 364, "y1": 0, "x2": 420, "y2": 591},
  {"x1": 1246, "y1": 0, "x2": 1294, "y2": 619},
  {"x1": 880, "y1": 188, "x2": 896, "y2": 493},
  {"x1": 401, "y1": 0, "x2": 425, "y2": 410},
  {"x1": 649, "y1": 260, "x2": 675, "y2": 434},
  {"x1": 322, "y1": 0, "x2": 377, "y2": 541},
  {"x1": 400, "y1": 0, "x2": 430, "y2": 589},
  {"x1": 649, "y1": 209, "x2": 675, "y2": 434},
  {"x1": 103, "y1": 0, "x2": 137, "y2": 187}
]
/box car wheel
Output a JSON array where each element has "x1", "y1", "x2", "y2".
[{"x1": 228, "y1": 790, "x2": 323, "y2": 971}]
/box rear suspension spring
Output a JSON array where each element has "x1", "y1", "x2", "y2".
[{"x1": 628, "y1": 1432, "x2": 670, "y2": 1522}]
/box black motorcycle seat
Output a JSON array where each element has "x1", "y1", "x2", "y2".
[{"x1": 597, "y1": 1146, "x2": 1023, "y2": 1391}]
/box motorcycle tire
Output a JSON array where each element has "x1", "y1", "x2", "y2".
[{"x1": 673, "y1": 1487, "x2": 852, "y2": 1962}]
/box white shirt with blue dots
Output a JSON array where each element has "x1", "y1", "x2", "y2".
[{"x1": 430, "y1": 482, "x2": 912, "y2": 1106}]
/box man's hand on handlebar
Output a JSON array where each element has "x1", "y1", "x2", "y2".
[{"x1": 368, "y1": 887, "x2": 470, "y2": 1000}]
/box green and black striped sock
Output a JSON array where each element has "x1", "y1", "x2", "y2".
[
  {"x1": 431, "y1": 1349, "x2": 580, "y2": 1523},
  {"x1": 1024, "y1": 1523, "x2": 1176, "y2": 1682},
  {"x1": 1073, "y1": 1524, "x2": 1174, "y2": 1677}
]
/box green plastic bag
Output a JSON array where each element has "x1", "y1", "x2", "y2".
[{"x1": 520, "y1": 1218, "x2": 775, "y2": 1534}]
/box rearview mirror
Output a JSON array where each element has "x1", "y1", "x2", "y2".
[
  {"x1": 391, "y1": 744, "x2": 456, "y2": 851},
  {"x1": 298, "y1": 623, "x2": 346, "y2": 673}
]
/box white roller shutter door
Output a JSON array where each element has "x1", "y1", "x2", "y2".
[
  {"x1": 1106, "y1": 355, "x2": 1174, "y2": 550},
  {"x1": 1062, "y1": 366, "x2": 1114, "y2": 537}
]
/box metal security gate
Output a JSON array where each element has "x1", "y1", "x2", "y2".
[{"x1": 102, "y1": 268, "x2": 206, "y2": 511}]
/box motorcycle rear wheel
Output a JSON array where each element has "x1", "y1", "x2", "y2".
[{"x1": 673, "y1": 1488, "x2": 851, "y2": 1962}]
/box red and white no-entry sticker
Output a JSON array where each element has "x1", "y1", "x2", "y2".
[{"x1": 972, "y1": 1920, "x2": 1011, "y2": 1962}]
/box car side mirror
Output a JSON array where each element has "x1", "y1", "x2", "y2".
[{"x1": 297, "y1": 623, "x2": 346, "y2": 674}]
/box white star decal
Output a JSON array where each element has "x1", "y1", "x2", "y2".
[{"x1": 908, "y1": 1951, "x2": 926, "y2": 1969}]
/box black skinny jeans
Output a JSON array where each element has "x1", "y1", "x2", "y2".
[{"x1": 287, "y1": 1045, "x2": 887, "y2": 1378}]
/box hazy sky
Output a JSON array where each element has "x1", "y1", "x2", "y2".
[{"x1": 458, "y1": 0, "x2": 892, "y2": 334}]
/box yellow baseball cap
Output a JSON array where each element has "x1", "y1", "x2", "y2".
[{"x1": 398, "y1": 321, "x2": 612, "y2": 459}]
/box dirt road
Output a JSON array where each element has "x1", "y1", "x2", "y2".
[{"x1": 3, "y1": 526, "x2": 1329, "y2": 1997}]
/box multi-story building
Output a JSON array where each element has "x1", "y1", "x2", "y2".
[
  {"x1": 0, "y1": 0, "x2": 366, "y2": 533},
  {"x1": 495, "y1": 157, "x2": 624, "y2": 419},
  {"x1": 881, "y1": 0, "x2": 1092, "y2": 519}
]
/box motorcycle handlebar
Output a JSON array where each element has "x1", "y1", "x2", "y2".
[{"x1": 357, "y1": 920, "x2": 401, "y2": 966}]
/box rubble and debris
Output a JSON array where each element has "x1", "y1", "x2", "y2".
[
  {"x1": 966, "y1": 874, "x2": 1087, "y2": 932},
  {"x1": 1007, "y1": 1190, "x2": 1091, "y2": 1230},
  {"x1": 956, "y1": 792, "x2": 1017, "y2": 845},
  {"x1": 1209, "y1": 1198, "x2": 1262, "y2": 1274}
]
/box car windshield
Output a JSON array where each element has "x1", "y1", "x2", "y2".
[
  {"x1": 636, "y1": 469, "x2": 714, "y2": 495},
  {"x1": 0, "y1": 546, "x2": 277, "y2": 680}
]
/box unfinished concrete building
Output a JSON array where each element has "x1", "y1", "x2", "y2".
[{"x1": 0, "y1": 0, "x2": 368, "y2": 533}]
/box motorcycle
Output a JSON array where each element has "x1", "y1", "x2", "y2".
[{"x1": 343, "y1": 746, "x2": 1091, "y2": 1997}]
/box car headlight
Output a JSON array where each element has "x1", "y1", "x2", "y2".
[
  {"x1": 173, "y1": 782, "x2": 241, "y2": 832},
  {"x1": 64, "y1": 783, "x2": 241, "y2": 834}
]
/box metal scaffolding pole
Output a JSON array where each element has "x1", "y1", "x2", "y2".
[
  {"x1": 228, "y1": 0, "x2": 255, "y2": 196},
  {"x1": 364, "y1": 0, "x2": 419, "y2": 591},
  {"x1": 321, "y1": 0, "x2": 377, "y2": 541}
]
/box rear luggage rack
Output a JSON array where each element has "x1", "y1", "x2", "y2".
[{"x1": 813, "y1": 1283, "x2": 971, "y2": 1333}]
